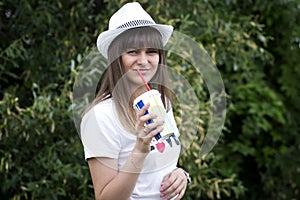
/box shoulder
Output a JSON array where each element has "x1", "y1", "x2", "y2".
[
  {"x1": 81, "y1": 98, "x2": 122, "y2": 136},
  {"x1": 94, "y1": 98, "x2": 115, "y2": 113},
  {"x1": 80, "y1": 98, "x2": 122, "y2": 144},
  {"x1": 83, "y1": 98, "x2": 117, "y2": 122}
]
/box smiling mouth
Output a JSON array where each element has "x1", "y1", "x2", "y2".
[
  {"x1": 133, "y1": 69, "x2": 149, "y2": 71},
  {"x1": 133, "y1": 69, "x2": 150, "y2": 73}
]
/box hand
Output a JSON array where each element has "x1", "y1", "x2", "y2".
[
  {"x1": 134, "y1": 103, "x2": 164, "y2": 153},
  {"x1": 160, "y1": 168, "x2": 187, "y2": 200}
]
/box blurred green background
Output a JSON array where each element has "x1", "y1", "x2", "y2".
[{"x1": 1, "y1": 0, "x2": 299, "y2": 199}]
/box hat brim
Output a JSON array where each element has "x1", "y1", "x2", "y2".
[{"x1": 97, "y1": 24, "x2": 173, "y2": 59}]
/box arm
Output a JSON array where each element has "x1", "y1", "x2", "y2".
[
  {"x1": 88, "y1": 104, "x2": 164, "y2": 200},
  {"x1": 88, "y1": 152, "x2": 146, "y2": 200}
]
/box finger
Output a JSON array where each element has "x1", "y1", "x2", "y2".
[
  {"x1": 147, "y1": 125, "x2": 164, "y2": 138},
  {"x1": 161, "y1": 171, "x2": 171, "y2": 184},
  {"x1": 174, "y1": 173, "x2": 188, "y2": 200},
  {"x1": 164, "y1": 183, "x2": 186, "y2": 200},
  {"x1": 161, "y1": 178, "x2": 184, "y2": 199},
  {"x1": 138, "y1": 113, "x2": 157, "y2": 126},
  {"x1": 143, "y1": 123, "x2": 164, "y2": 138},
  {"x1": 137, "y1": 103, "x2": 150, "y2": 118},
  {"x1": 160, "y1": 169, "x2": 187, "y2": 198},
  {"x1": 139, "y1": 113, "x2": 157, "y2": 123},
  {"x1": 137, "y1": 112, "x2": 156, "y2": 128},
  {"x1": 144, "y1": 120, "x2": 164, "y2": 131},
  {"x1": 160, "y1": 177, "x2": 176, "y2": 197},
  {"x1": 160, "y1": 170, "x2": 177, "y2": 191},
  {"x1": 175, "y1": 187, "x2": 186, "y2": 200}
]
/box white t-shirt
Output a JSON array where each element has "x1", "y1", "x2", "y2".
[{"x1": 80, "y1": 98, "x2": 181, "y2": 200}]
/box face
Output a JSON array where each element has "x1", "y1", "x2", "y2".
[{"x1": 121, "y1": 48, "x2": 159, "y2": 87}]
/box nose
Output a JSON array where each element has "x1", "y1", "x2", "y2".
[{"x1": 137, "y1": 51, "x2": 148, "y2": 65}]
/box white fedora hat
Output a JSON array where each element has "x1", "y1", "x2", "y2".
[{"x1": 96, "y1": 2, "x2": 173, "y2": 59}]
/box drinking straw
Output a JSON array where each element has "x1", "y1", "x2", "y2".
[{"x1": 136, "y1": 68, "x2": 151, "y2": 91}]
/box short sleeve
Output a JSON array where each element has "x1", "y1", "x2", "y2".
[{"x1": 80, "y1": 108, "x2": 121, "y2": 160}]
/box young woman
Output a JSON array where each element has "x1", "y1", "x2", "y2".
[{"x1": 81, "y1": 2, "x2": 190, "y2": 200}]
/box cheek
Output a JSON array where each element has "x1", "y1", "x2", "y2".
[
  {"x1": 150, "y1": 55, "x2": 159, "y2": 65},
  {"x1": 121, "y1": 55, "x2": 131, "y2": 72},
  {"x1": 154, "y1": 55, "x2": 160, "y2": 63},
  {"x1": 152, "y1": 56, "x2": 160, "y2": 70}
]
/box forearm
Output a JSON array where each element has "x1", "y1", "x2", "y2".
[{"x1": 96, "y1": 152, "x2": 147, "y2": 200}]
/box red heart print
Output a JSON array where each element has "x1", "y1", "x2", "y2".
[{"x1": 156, "y1": 142, "x2": 165, "y2": 153}]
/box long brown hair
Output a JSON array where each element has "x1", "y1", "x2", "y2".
[{"x1": 87, "y1": 26, "x2": 174, "y2": 132}]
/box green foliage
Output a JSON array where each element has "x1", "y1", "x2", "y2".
[
  {"x1": 1, "y1": 0, "x2": 299, "y2": 199},
  {"x1": 0, "y1": 82, "x2": 93, "y2": 199},
  {"x1": 219, "y1": 1, "x2": 300, "y2": 199}
]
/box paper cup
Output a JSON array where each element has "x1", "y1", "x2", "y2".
[{"x1": 133, "y1": 89, "x2": 174, "y2": 141}]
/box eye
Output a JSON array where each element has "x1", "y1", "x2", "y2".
[
  {"x1": 126, "y1": 49, "x2": 138, "y2": 55},
  {"x1": 147, "y1": 48, "x2": 159, "y2": 55}
]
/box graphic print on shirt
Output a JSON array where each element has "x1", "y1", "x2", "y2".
[{"x1": 150, "y1": 133, "x2": 180, "y2": 153}]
